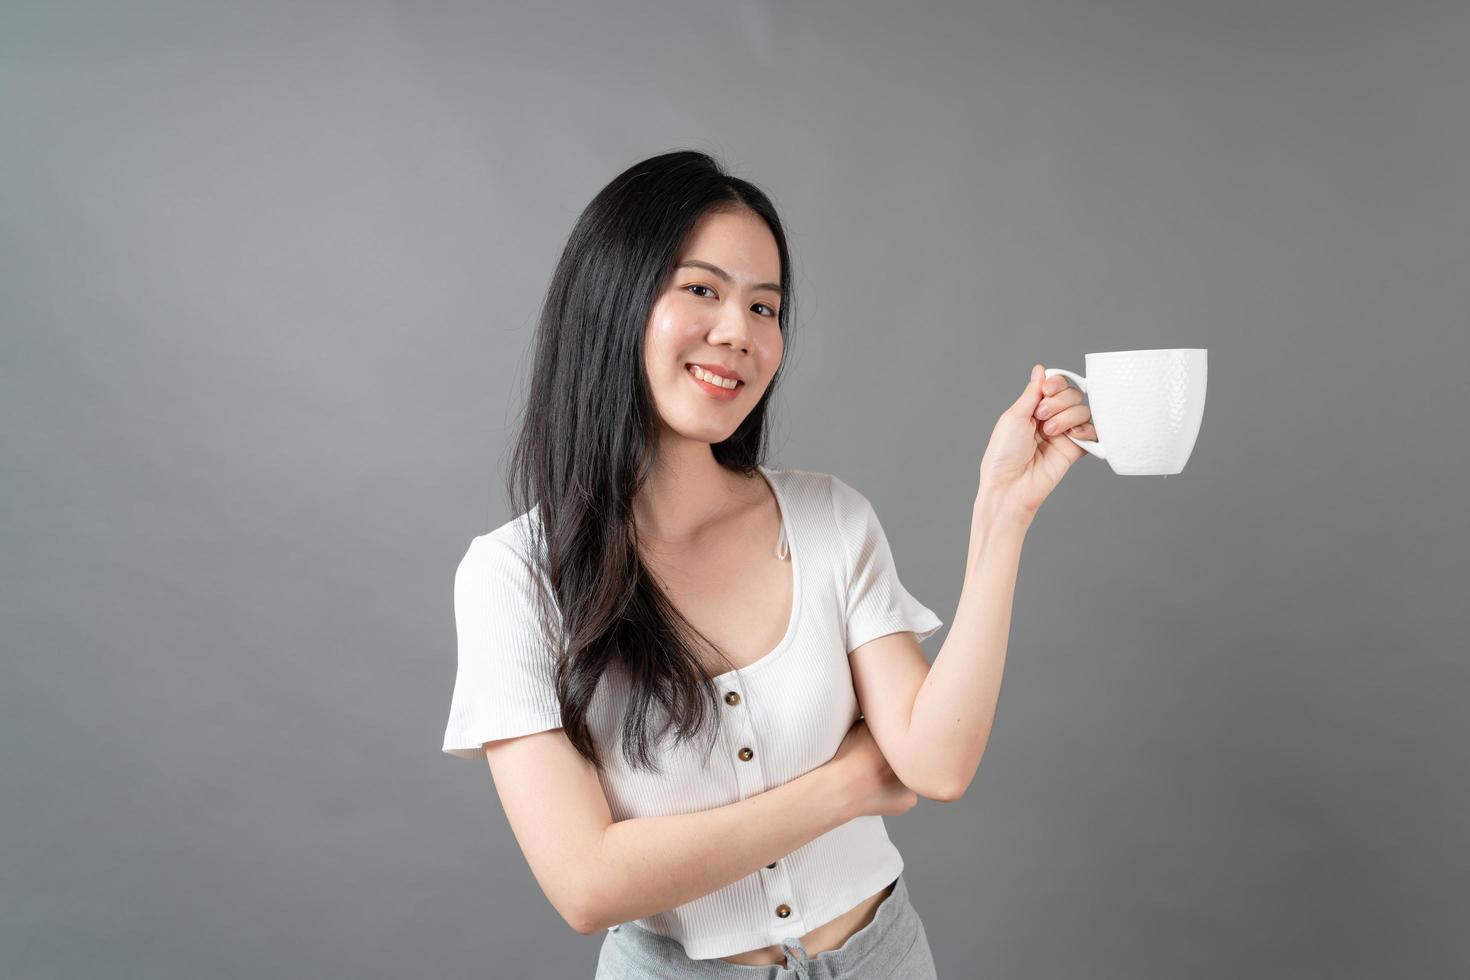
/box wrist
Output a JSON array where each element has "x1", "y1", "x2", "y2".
[
  {"x1": 816, "y1": 757, "x2": 863, "y2": 825},
  {"x1": 973, "y1": 485, "x2": 1034, "y2": 534}
]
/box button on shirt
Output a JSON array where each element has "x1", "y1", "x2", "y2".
[{"x1": 442, "y1": 465, "x2": 944, "y2": 961}]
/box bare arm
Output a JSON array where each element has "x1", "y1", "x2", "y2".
[
  {"x1": 903, "y1": 489, "x2": 1029, "y2": 799},
  {"x1": 581, "y1": 760, "x2": 858, "y2": 932},
  {"x1": 483, "y1": 725, "x2": 880, "y2": 936}
]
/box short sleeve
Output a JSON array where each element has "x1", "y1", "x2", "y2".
[
  {"x1": 442, "y1": 532, "x2": 564, "y2": 760},
  {"x1": 830, "y1": 476, "x2": 945, "y2": 654}
]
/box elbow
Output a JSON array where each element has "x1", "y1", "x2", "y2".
[
  {"x1": 568, "y1": 868, "x2": 622, "y2": 935},
  {"x1": 908, "y1": 761, "x2": 975, "y2": 803},
  {"x1": 902, "y1": 769, "x2": 968, "y2": 803},
  {"x1": 930, "y1": 777, "x2": 970, "y2": 803},
  {"x1": 561, "y1": 834, "x2": 614, "y2": 934},
  {"x1": 923, "y1": 747, "x2": 987, "y2": 803},
  {"x1": 565, "y1": 884, "x2": 607, "y2": 935},
  {"x1": 568, "y1": 827, "x2": 627, "y2": 934},
  {"x1": 569, "y1": 914, "x2": 602, "y2": 936},
  {"x1": 566, "y1": 901, "x2": 603, "y2": 936},
  {"x1": 913, "y1": 774, "x2": 965, "y2": 803}
]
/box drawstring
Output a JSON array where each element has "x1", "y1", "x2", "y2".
[
  {"x1": 775, "y1": 520, "x2": 788, "y2": 560},
  {"x1": 779, "y1": 937, "x2": 811, "y2": 979}
]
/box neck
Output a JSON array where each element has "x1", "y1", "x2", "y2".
[{"x1": 633, "y1": 437, "x2": 752, "y2": 546}]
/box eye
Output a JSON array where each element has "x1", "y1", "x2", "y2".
[{"x1": 685, "y1": 284, "x2": 777, "y2": 318}]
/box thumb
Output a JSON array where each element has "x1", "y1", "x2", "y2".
[{"x1": 1010, "y1": 363, "x2": 1045, "y2": 414}]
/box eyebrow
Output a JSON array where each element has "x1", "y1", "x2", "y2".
[{"x1": 676, "y1": 260, "x2": 781, "y2": 296}]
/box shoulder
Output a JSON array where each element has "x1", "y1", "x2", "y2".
[
  {"x1": 760, "y1": 464, "x2": 865, "y2": 518},
  {"x1": 775, "y1": 465, "x2": 873, "y2": 525},
  {"x1": 456, "y1": 511, "x2": 549, "y2": 597},
  {"x1": 453, "y1": 512, "x2": 565, "y2": 645},
  {"x1": 824, "y1": 472, "x2": 871, "y2": 518},
  {"x1": 762, "y1": 465, "x2": 876, "y2": 567}
]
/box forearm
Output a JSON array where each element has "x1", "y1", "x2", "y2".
[
  {"x1": 905, "y1": 490, "x2": 1029, "y2": 799},
  {"x1": 580, "y1": 761, "x2": 859, "y2": 933}
]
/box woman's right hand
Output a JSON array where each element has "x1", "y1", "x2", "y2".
[{"x1": 829, "y1": 717, "x2": 919, "y2": 819}]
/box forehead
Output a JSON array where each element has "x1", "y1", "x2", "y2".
[{"x1": 675, "y1": 209, "x2": 781, "y2": 281}]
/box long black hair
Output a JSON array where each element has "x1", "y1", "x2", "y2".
[{"x1": 505, "y1": 149, "x2": 796, "y2": 775}]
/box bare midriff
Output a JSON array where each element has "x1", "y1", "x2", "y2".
[{"x1": 716, "y1": 879, "x2": 896, "y2": 966}]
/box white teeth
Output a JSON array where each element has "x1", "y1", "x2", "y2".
[{"x1": 690, "y1": 365, "x2": 739, "y2": 389}]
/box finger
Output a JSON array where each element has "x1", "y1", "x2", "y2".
[
  {"x1": 1039, "y1": 374, "x2": 1077, "y2": 398},
  {"x1": 1034, "y1": 386, "x2": 1084, "y2": 421},
  {"x1": 1039, "y1": 375, "x2": 1070, "y2": 398},
  {"x1": 1039, "y1": 405, "x2": 1089, "y2": 437},
  {"x1": 1039, "y1": 405, "x2": 1091, "y2": 437},
  {"x1": 1010, "y1": 363, "x2": 1046, "y2": 415},
  {"x1": 1037, "y1": 426, "x2": 1085, "y2": 466}
]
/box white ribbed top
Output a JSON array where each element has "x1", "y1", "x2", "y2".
[{"x1": 442, "y1": 465, "x2": 944, "y2": 960}]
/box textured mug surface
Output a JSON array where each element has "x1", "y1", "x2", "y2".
[{"x1": 1044, "y1": 348, "x2": 1207, "y2": 475}]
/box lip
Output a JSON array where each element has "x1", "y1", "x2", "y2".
[
  {"x1": 686, "y1": 364, "x2": 744, "y2": 400},
  {"x1": 686, "y1": 362, "x2": 745, "y2": 384}
]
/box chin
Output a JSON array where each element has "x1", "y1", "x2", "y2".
[{"x1": 670, "y1": 419, "x2": 741, "y2": 443}]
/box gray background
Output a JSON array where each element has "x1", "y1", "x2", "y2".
[{"x1": 3, "y1": 1, "x2": 1466, "y2": 977}]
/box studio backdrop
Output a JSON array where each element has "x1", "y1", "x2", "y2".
[{"x1": 2, "y1": 1, "x2": 1466, "y2": 977}]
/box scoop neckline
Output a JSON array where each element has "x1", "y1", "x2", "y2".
[{"x1": 706, "y1": 464, "x2": 801, "y2": 684}]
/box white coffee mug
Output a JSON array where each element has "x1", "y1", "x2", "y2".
[{"x1": 1044, "y1": 348, "x2": 1207, "y2": 476}]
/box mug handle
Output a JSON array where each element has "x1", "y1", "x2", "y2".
[{"x1": 1043, "y1": 368, "x2": 1107, "y2": 460}]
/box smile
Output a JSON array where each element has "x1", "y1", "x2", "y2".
[{"x1": 687, "y1": 364, "x2": 743, "y2": 400}]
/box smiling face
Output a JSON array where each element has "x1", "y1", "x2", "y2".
[{"x1": 643, "y1": 207, "x2": 784, "y2": 446}]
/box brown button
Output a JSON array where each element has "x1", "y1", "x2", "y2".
[
  {"x1": 724, "y1": 691, "x2": 740, "y2": 706},
  {"x1": 775, "y1": 904, "x2": 792, "y2": 918},
  {"x1": 766, "y1": 861, "x2": 777, "y2": 869},
  {"x1": 738, "y1": 747, "x2": 754, "y2": 761}
]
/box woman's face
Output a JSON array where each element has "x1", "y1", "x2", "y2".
[{"x1": 643, "y1": 207, "x2": 784, "y2": 446}]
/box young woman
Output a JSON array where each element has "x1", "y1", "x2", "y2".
[{"x1": 442, "y1": 150, "x2": 1095, "y2": 978}]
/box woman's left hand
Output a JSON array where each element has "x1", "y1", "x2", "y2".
[{"x1": 977, "y1": 363, "x2": 1096, "y2": 523}]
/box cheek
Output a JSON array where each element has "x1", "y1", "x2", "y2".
[
  {"x1": 755, "y1": 330, "x2": 783, "y2": 369},
  {"x1": 644, "y1": 315, "x2": 693, "y2": 388},
  {"x1": 647, "y1": 314, "x2": 679, "y2": 345},
  {"x1": 643, "y1": 311, "x2": 676, "y2": 361},
  {"x1": 646, "y1": 306, "x2": 704, "y2": 361}
]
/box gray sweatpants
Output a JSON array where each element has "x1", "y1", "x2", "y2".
[{"x1": 594, "y1": 875, "x2": 938, "y2": 979}]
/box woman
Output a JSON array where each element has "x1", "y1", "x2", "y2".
[{"x1": 442, "y1": 149, "x2": 1095, "y2": 978}]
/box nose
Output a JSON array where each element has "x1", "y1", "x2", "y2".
[{"x1": 706, "y1": 309, "x2": 752, "y2": 355}]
